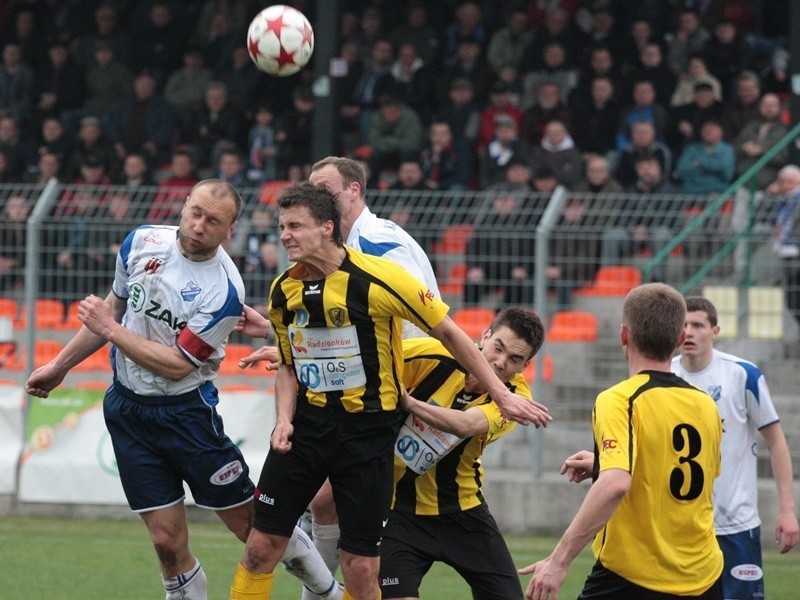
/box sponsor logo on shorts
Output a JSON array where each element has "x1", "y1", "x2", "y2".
[
  {"x1": 381, "y1": 577, "x2": 399, "y2": 586},
  {"x1": 210, "y1": 460, "x2": 243, "y2": 485},
  {"x1": 256, "y1": 492, "x2": 275, "y2": 505},
  {"x1": 731, "y1": 564, "x2": 763, "y2": 581}
]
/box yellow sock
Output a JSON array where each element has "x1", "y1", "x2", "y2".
[
  {"x1": 342, "y1": 590, "x2": 381, "y2": 600},
  {"x1": 230, "y1": 563, "x2": 273, "y2": 599}
]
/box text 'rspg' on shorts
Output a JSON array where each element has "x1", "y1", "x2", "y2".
[{"x1": 103, "y1": 381, "x2": 254, "y2": 512}]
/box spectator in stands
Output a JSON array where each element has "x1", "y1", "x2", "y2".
[
  {"x1": 64, "y1": 115, "x2": 119, "y2": 181},
  {"x1": 0, "y1": 194, "x2": 30, "y2": 292},
  {"x1": 21, "y1": 116, "x2": 72, "y2": 172},
  {"x1": 420, "y1": 120, "x2": 470, "y2": 191},
  {"x1": 196, "y1": 7, "x2": 239, "y2": 74},
  {"x1": 25, "y1": 150, "x2": 62, "y2": 185},
  {"x1": 148, "y1": 149, "x2": 198, "y2": 222},
  {"x1": 238, "y1": 203, "x2": 279, "y2": 276},
  {"x1": 520, "y1": 42, "x2": 578, "y2": 111},
  {"x1": 243, "y1": 239, "x2": 280, "y2": 316},
  {"x1": 573, "y1": 155, "x2": 623, "y2": 195},
  {"x1": 767, "y1": 166, "x2": 800, "y2": 326},
  {"x1": 389, "y1": 2, "x2": 439, "y2": 67},
  {"x1": 33, "y1": 40, "x2": 86, "y2": 127},
  {"x1": 702, "y1": 19, "x2": 752, "y2": 101},
  {"x1": 670, "y1": 54, "x2": 722, "y2": 108},
  {"x1": 0, "y1": 42, "x2": 34, "y2": 127},
  {"x1": 478, "y1": 114, "x2": 533, "y2": 189},
  {"x1": 734, "y1": 93, "x2": 788, "y2": 189},
  {"x1": 668, "y1": 81, "x2": 725, "y2": 154},
  {"x1": 601, "y1": 154, "x2": 679, "y2": 281},
  {"x1": 164, "y1": 47, "x2": 213, "y2": 144},
  {"x1": 215, "y1": 45, "x2": 264, "y2": 120},
  {"x1": 486, "y1": 7, "x2": 533, "y2": 74},
  {"x1": 69, "y1": 3, "x2": 131, "y2": 71},
  {"x1": 674, "y1": 119, "x2": 735, "y2": 195},
  {"x1": 116, "y1": 152, "x2": 156, "y2": 214},
  {"x1": 276, "y1": 86, "x2": 315, "y2": 180},
  {"x1": 617, "y1": 18, "x2": 658, "y2": 73},
  {"x1": 0, "y1": 149, "x2": 14, "y2": 183},
  {"x1": 614, "y1": 120, "x2": 672, "y2": 188},
  {"x1": 246, "y1": 105, "x2": 278, "y2": 184},
  {"x1": 216, "y1": 149, "x2": 256, "y2": 189},
  {"x1": 438, "y1": 36, "x2": 493, "y2": 108},
  {"x1": 390, "y1": 42, "x2": 437, "y2": 127},
  {"x1": 519, "y1": 7, "x2": 583, "y2": 74},
  {"x1": 665, "y1": 8, "x2": 711, "y2": 74},
  {"x1": 56, "y1": 153, "x2": 112, "y2": 218},
  {"x1": 94, "y1": 191, "x2": 138, "y2": 276},
  {"x1": 106, "y1": 72, "x2": 175, "y2": 169},
  {"x1": 616, "y1": 79, "x2": 669, "y2": 151},
  {"x1": 531, "y1": 120, "x2": 584, "y2": 189},
  {"x1": 192, "y1": 80, "x2": 247, "y2": 170},
  {"x1": 477, "y1": 81, "x2": 524, "y2": 149},
  {"x1": 569, "y1": 46, "x2": 620, "y2": 107},
  {"x1": 583, "y1": 8, "x2": 625, "y2": 63},
  {"x1": 436, "y1": 77, "x2": 480, "y2": 165},
  {"x1": 0, "y1": 115, "x2": 23, "y2": 180},
  {"x1": 128, "y1": 1, "x2": 186, "y2": 89},
  {"x1": 486, "y1": 159, "x2": 534, "y2": 194},
  {"x1": 722, "y1": 70, "x2": 761, "y2": 142},
  {"x1": 570, "y1": 76, "x2": 620, "y2": 157},
  {"x1": 464, "y1": 191, "x2": 535, "y2": 308},
  {"x1": 81, "y1": 41, "x2": 134, "y2": 126},
  {"x1": 6, "y1": 8, "x2": 46, "y2": 70},
  {"x1": 367, "y1": 95, "x2": 424, "y2": 186},
  {"x1": 521, "y1": 80, "x2": 572, "y2": 146},
  {"x1": 441, "y1": 2, "x2": 487, "y2": 68},
  {"x1": 621, "y1": 42, "x2": 677, "y2": 110}
]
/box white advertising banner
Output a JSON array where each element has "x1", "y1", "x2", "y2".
[
  {"x1": 18, "y1": 386, "x2": 275, "y2": 505},
  {"x1": 0, "y1": 383, "x2": 24, "y2": 495}
]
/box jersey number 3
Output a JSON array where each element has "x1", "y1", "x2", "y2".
[{"x1": 669, "y1": 423, "x2": 704, "y2": 501}]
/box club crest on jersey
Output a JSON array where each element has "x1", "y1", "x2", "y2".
[
  {"x1": 290, "y1": 330, "x2": 307, "y2": 353},
  {"x1": 328, "y1": 307, "x2": 346, "y2": 327},
  {"x1": 707, "y1": 385, "x2": 721, "y2": 402},
  {"x1": 181, "y1": 281, "x2": 202, "y2": 302},
  {"x1": 294, "y1": 309, "x2": 309, "y2": 326},
  {"x1": 418, "y1": 288, "x2": 436, "y2": 305},
  {"x1": 144, "y1": 256, "x2": 164, "y2": 274}
]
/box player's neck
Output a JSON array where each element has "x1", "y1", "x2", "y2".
[
  {"x1": 295, "y1": 246, "x2": 347, "y2": 280},
  {"x1": 680, "y1": 351, "x2": 713, "y2": 373}
]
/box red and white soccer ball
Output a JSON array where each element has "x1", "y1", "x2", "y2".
[{"x1": 247, "y1": 5, "x2": 314, "y2": 76}]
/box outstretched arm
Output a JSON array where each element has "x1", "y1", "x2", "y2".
[
  {"x1": 400, "y1": 392, "x2": 489, "y2": 438},
  {"x1": 762, "y1": 423, "x2": 799, "y2": 553}
]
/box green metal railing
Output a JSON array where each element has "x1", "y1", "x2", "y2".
[{"x1": 643, "y1": 121, "x2": 800, "y2": 293}]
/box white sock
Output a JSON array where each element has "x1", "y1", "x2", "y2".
[
  {"x1": 297, "y1": 506, "x2": 313, "y2": 536},
  {"x1": 312, "y1": 522, "x2": 341, "y2": 576},
  {"x1": 282, "y1": 526, "x2": 343, "y2": 599},
  {"x1": 162, "y1": 559, "x2": 207, "y2": 600}
]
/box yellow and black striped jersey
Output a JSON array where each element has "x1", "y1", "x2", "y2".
[
  {"x1": 268, "y1": 248, "x2": 449, "y2": 413},
  {"x1": 591, "y1": 370, "x2": 723, "y2": 595},
  {"x1": 392, "y1": 337, "x2": 529, "y2": 516}
]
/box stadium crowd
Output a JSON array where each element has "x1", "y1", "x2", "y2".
[{"x1": 0, "y1": 0, "x2": 798, "y2": 317}]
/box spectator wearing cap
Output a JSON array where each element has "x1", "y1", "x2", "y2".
[
  {"x1": 531, "y1": 120, "x2": 584, "y2": 189},
  {"x1": 521, "y1": 80, "x2": 572, "y2": 146},
  {"x1": 367, "y1": 94, "x2": 424, "y2": 186},
  {"x1": 477, "y1": 113, "x2": 533, "y2": 189},
  {"x1": 477, "y1": 80, "x2": 523, "y2": 149},
  {"x1": 668, "y1": 80, "x2": 724, "y2": 155},
  {"x1": 670, "y1": 54, "x2": 722, "y2": 108},
  {"x1": 438, "y1": 36, "x2": 493, "y2": 108},
  {"x1": 674, "y1": 118, "x2": 734, "y2": 195},
  {"x1": 64, "y1": 115, "x2": 120, "y2": 181}
]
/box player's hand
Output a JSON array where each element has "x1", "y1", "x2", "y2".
[
  {"x1": 560, "y1": 450, "x2": 594, "y2": 483},
  {"x1": 495, "y1": 392, "x2": 552, "y2": 427},
  {"x1": 236, "y1": 304, "x2": 271, "y2": 338},
  {"x1": 25, "y1": 363, "x2": 66, "y2": 398},
  {"x1": 239, "y1": 345, "x2": 279, "y2": 372},
  {"x1": 519, "y1": 555, "x2": 567, "y2": 600},
  {"x1": 77, "y1": 294, "x2": 116, "y2": 338},
  {"x1": 776, "y1": 510, "x2": 800, "y2": 553},
  {"x1": 270, "y1": 420, "x2": 293, "y2": 453}
]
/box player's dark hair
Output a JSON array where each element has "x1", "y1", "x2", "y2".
[
  {"x1": 278, "y1": 182, "x2": 343, "y2": 246},
  {"x1": 685, "y1": 296, "x2": 718, "y2": 327},
  {"x1": 311, "y1": 156, "x2": 366, "y2": 198},
  {"x1": 623, "y1": 283, "x2": 686, "y2": 361},
  {"x1": 490, "y1": 307, "x2": 544, "y2": 360}
]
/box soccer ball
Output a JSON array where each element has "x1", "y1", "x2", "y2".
[{"x1": 247, "y1": 5, "x2": 314, "y2": 76}]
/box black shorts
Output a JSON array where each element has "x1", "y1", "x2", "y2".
[
  {"x1": 379, "y1": 504, "x2": 523, "y2": 600},
  {"x1": 253, "y1": 402, "x2": 402, "y2": 556},
  {"x1": 579, "y1": 561, "x2": 723, "y2": 600}
]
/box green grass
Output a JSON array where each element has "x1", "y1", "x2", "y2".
[{"x1": 0, "y1": 517, "x2": 798, "y2": 598}]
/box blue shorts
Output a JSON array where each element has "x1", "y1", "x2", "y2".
[
  {"x1": 103, "y1": 381, "x2": 254, "y2": 512},
  {"x1": 717, "y1": 527, "x2": 764, "y2": 600}
]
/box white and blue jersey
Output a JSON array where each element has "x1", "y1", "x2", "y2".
[
  {"x1": 672, "y1": 349, "x2": 780, "y2": 535},
  {"x1": 111, "y1": 225, "x2": 245, "y2": 399},
  {"x1": 347, "y1": 207, "x2": 439, "y2": 338}
]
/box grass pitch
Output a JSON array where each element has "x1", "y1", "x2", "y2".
[{"x1": 1, "y1": 517, "x2": 798, "y2": 598}]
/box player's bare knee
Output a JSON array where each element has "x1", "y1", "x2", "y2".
[
  {"x1": 340, "y1": 554, "x2": 379, "y2": 597},
  {"x1": 241, "y1": 532, "x2": 288, "y2": 571}
]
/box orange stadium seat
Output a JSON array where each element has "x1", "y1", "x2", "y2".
[
  {"x1": 73, "y1": 380, "x2": 110, "y2": 391},
  {"x1": 56, "y1": 301, "x2": 84, "y2": 330},
  {"x1": 574, "y1": 266, "x2": 642, "y2": 297},
  {"x1": 432, "y1": 224, "x2": 474, "y2": 255},
  {"x1": 74, "y1": 345, "x2": 112, "y2": 372},
  {"x1": 545, "y1": 311, "x2": 598, "y2": 342},
  {"x1": 15, "y1": 299, "x2": 65, "y2": 329},
  {"x1": 439, "y1": 262, "x2": 467, "y2": 296},
  {"x1": 0, "y1": 297, "x2": 19, "y2": 321},
  {"x1": 5, "y1": 339, "x2": 65, "y2": 371},
  {"x1": 218, "y1": 343, "x2": 257, "y2": 376},
  {"x1": 452, "y1": 307, "x2": 495, "y2": 341},
  {"x1": 523, "y1": 354, "x2": 553, "y2": 384},
  {"x1": 258, "y1": 180, "x2": 291, "y2": 206}
]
